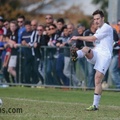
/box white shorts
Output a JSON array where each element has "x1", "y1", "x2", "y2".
[
  {"x1": 87, "y1": 50, "x2": 112, "y2": 75},
  {"x1": 8, "y1": 55, "x2": 17, "y2": 67}
]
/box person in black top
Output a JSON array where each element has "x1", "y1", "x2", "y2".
[
  {"x1": 56, "y1": 18, "x2": 65, "y2": 36},
  {"x1": 7, "y1": 20, "x2": 19, "y2": 83},
  {"x1": 46, "y1": 23, "x2": 61, "y2": 85},
  {"x1": 31, "y1": 24, "x2": 49, "y2": 85}
]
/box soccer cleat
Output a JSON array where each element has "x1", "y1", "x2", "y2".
[
  {"x1": 85, "y1": 105, "x2": 98, "y2": 111},
  {"x1": 70, "y1": 46, "x2": 78, "y2": 62}
]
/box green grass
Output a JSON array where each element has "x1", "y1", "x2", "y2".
[{"x1": 0, "y1": 87, "x2": 120, "y2": 120}]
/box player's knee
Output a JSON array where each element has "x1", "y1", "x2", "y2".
[
  {"x1": 95, "y1": 74, "x2": 103, "y2": 86},
  {"x1": 82, "y1": 46, "x2": 91, "y2": 54}
]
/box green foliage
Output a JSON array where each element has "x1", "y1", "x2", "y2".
[
  {"x1": 0, "y1": 0, "x2": 21, "y2": 9},
  {"x1": 78, "y1": 19, "x2": 90, "y2": 29},
  {"x1": 0, "y1": 0, "x2": 25, "y2": 20},
  {"x1": 9, "y1": 0, "x2": 21, "y2": 9}
]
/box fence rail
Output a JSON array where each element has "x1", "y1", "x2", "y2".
[{"x1": 0, "y1": 46, "x2": 119, "y2": 91}]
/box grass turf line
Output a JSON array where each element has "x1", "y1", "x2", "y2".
[{"x1": 0, "y1": 87, "x2": 120, "y2": 120}]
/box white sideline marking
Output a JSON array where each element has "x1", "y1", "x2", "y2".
[
  {"x1": 0, "y1": 114, "x2": 74, "y2": 119},
  {"x1": 2, "y1": 97, "x2": 120, "y2": 109},
  {"x1": 3, "y1": 97, "x2": 82, "y2": 105}
]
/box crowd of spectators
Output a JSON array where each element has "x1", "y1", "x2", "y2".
[{"x1": 0, "y1": 14, "x2": 120, "y2": 88}]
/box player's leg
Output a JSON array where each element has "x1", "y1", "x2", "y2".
[
  {"x1": 86, "y1": 53, "x2": 111, "y2": 111},
  {"x1": 86, "y1": 71, "x2": 104, "y2": 111},
  {"x1": 71, "y1": 46, "x2": 93, "y2": 61},
  {"x1": 81, "y1": 46, "x2": 93, "y2": 59},
  {"x1": 94, "y1": 71, "x2": 104, "y2": 94},
  {"x1": 93, "y1": 71, "x2": 104, "y2": 108}
]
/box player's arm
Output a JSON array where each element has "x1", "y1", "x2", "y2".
[
  {"x1": 8, "y1": 39, "x2": 16, "y2": 45},
  {"x1": 71, "y1": 36, "x2": 96, "y2": 42},
  {"x1": 21, "y1": 40, "x2": 29, "y2": 47}
]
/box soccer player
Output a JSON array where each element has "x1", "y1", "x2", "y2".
[{"x1": 71, "y1": 9, "x2": 113, "y2": 111}]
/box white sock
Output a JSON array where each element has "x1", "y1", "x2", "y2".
[
  {"x1": 93, "y1": 94, "x2": 101, "y2": 108},
  {"x1": 77, "y1": 50, "x2": 85, "y2": 58}
]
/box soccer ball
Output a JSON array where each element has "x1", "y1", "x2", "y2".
[
  {"x1": 0, "y1": 99, "x2": 3, "y2": 106},
  {"x1": 102, "y1": 82, "x2": 109, "y2": 89}
]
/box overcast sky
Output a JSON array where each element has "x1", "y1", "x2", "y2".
[{"x1": 26, "y1": 0, "x2": 100, "y2": 15}]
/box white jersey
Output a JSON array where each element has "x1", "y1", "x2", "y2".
[{"x1": 93, "y1": 23, "x2": 113, "y2": 57}]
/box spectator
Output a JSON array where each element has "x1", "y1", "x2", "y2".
[
  {"x1": 17, "y1": 15, "x2": 26, "y2": 44},
  {"x1": 4, "y1": 20, "x2": 10, "y2": 33},
  {"x1": 7, "y1": 20, "x2": 19, "y2": 83},
  {"x1": 46, "y1": 23, "x2": 61, "y2": 85},
  {"x1": 31, "y1": 24, "x2": 49, "y2": 85},
  {"x1": 21, "y1": 20, "x2": 33, "y2": 84},
  {"x1": 45, "y1": 14, "x2": 54, "y2": 26},
  {"x1": 64, "y1": 23, "x2": 82, "y2": 86},
  {"x1": 30, "y1": 19, "x2": 38, "y2": 58},
  {"x1": 109, "y1": 20, "x2": 120, "y2": 89},
  {"x1": 76, "y1": 24, "x2": 86, "y2": 77},
  {"x1": 56, "y1": 18, "x2": 65, "y2": 36},
  {"x1": 67, "y1": 23, "x2": 78, "y2": 38},
  {"x1": 56, "y1": 25, "x2": 70, "y2": 86},
  {"x1": 31, "y1": 19, "x2": 38, "y2": 31},
  {"x1": 17, "y1": 15, "x2": 26, "y2": 83},
  {"x1": 117, "y1": 19, "x2": 120, "y2": 38},
  {"x1": 0, "y1": 35, "x2": 11, "y2": 83}
]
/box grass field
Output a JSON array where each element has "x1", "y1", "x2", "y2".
[{"x1": 0, "y1": 87, "x2": 120, "y2": 120}]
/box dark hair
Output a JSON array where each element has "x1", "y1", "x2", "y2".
[
  {"x1": 61, "y1": 25, "x2": 67, "y2": 31},
  {"x1": 25, "y1": 20, "x2": 31, "y2": 25},
  {"x1": 3, "y1": 34, "x2": 10, "y2": 38},
  {"x1": 4, "y1": 19, "x2": 10, "y2": 22},
  {"x1": 17, "y1": 15, "x2": 25, "y2": 20},
  {"x1": 92, "y1": 9, "x2": 104, "y2": 18},
  {"x1": 49, "y1": 23, "x2": 57, "y2": 28},
  {"x1": 57, "y1": 18, "x2": 65, "y2": 24}
]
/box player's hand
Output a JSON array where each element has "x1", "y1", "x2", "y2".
[
  {"x1": 34, "y1": 43, "x2": 37, "y2": 48},
  {"x1": 71, "y1": 36, "x2": 79, "y2": 41}
]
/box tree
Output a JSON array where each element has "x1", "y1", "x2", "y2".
[
  {"x1": 0, "y1": 0, "x2": 26, "y2": 20},
  {"x1": 0, "y1": 0, "x2": 21, "y2": 9}
]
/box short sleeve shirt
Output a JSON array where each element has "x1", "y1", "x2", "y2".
[{"x1": 93, "y1": 23, "x2": 113, "y2": 56}]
